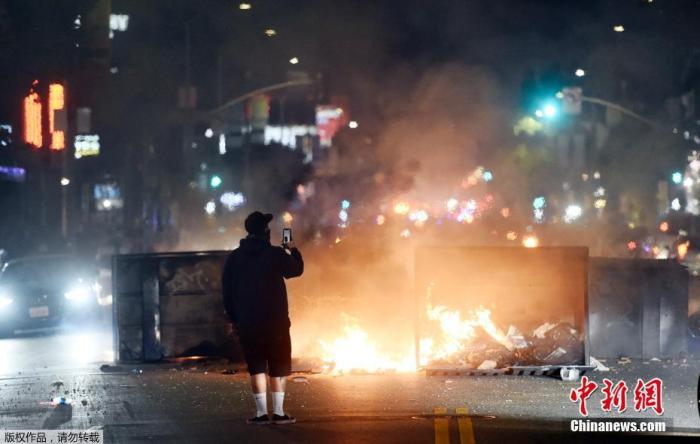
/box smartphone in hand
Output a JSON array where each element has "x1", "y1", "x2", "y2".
[{"x1": 282, "y1": 228, "x2": 292, "y2": 247}]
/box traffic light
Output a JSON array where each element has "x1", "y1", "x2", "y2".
[{"x1": 210, "y1": 175, "x2": 222, "y2": 188}]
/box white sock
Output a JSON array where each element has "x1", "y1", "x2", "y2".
[
  {"x1": 253, "y1": 393, "x2": 267, "y2": 417},
  {"x1": 271, "y1": 391, "x2": 285, "y2": 416}
]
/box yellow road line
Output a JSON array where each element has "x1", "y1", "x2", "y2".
[
  {"x1": 456, "y1": 407, "x2": 476, "y2": 444},
  {"x1": 434, "y1": 407, "x2": 450, "y2": 444}
]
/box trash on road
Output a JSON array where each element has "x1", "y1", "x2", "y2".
[
  {"x1": 51, "y1": 397, "x2": 72, "y2": 406},
  {"x1": 100, "y1": 364, "x2": 124, "y2": 373},
  {"x1": 560, "y1": 367, "x2": 580, "y2": 381},
  {"x1": 477, "y1": 360, "x2": 497, "y2": 370},
  {"x1": 617, "y1": 357, "x2": 632, "y2": 365},
  {"x1": 590, "y1": 357, "x2": 610, "y2": 372}
]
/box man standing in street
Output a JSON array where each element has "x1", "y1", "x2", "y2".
[{"x1": 222, "y1": 211, "x2": 304, "y2": 425}]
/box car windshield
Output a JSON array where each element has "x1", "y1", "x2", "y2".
[{"x1": 0, "y1": 258, "x2": 92, "y2": 288}]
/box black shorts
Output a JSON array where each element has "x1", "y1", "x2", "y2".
[{"x1": 238, "y1": 330, "x2": 292, "y2": 377}]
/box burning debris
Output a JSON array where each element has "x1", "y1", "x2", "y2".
[{"x1": 314, "y1": 303, "x2": 585, "y2": 374}]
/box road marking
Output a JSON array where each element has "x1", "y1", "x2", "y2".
[
  {"x1": 456, "y1": 407, "x2": 476, "y2": 444},
  {"x1": 434, "y1": 407, "x2": 450, "y2": 444}
]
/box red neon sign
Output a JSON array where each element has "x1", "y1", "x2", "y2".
[
  {"x1": 48, "y1": 83, "x2": 65, "y2": 150},
  {"x1": 23, "y1": 90, "x2": 43, "y2": 148}
]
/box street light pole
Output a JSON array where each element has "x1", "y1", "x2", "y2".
[{"x1": 580, "y1": 96, "x2": 660, "y2": 129}]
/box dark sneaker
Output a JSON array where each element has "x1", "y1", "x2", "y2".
[
  {"x1": 272, "y1": 414, "x2": 296, "y2": 424},
  {"x1": 246, "y1": 414, "x2": 270, "y2": 425}
]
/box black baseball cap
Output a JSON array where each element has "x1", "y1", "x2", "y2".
[{"x1": 244, "y1": 211, "x2": 274, "y2": 235}]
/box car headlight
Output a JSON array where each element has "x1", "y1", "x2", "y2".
[
  {"x1": 0, "y1": 295, "x2": 12, "y2": 309},
  {"x1": 64, "y1": 285, "x2": 90, "y2": 302}
]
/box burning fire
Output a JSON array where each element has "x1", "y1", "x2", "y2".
[
  {"x1": 317, "y1": 299, "x2": 515, "y2": 374},
  {"x1": 318, "y1": 314, "x2": 414, "y2": 374}
]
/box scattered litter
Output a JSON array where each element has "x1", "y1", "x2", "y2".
[
  {"x1": 51, "y1": 381, "x2": 64, "y2": 389},
  {"x1": 100, "y1": 364, "x2": 124, "y2": 373},
  {"x1": 560, "y1": 367, "x2": 580, "y2": 381},
  {"x1": 617, "y1": 357, "x2": 632, "y2": 365},
  {"x1": 220, "y1": 369, "x2": 235, "y2": 375},
  {"x1": 477, "y1": 360, "x2": 497, "y2": 370},
  {"x1": 533, "y1": 322, "x2": 556, "y2": 339},
  {"x1": 51, "y1": 397, "x2": 72, "y2": 406},
  {"x1": 590, "y1": 357, "x2": 610, "y2": 372},
  {"x1": 292, "y1": 376, "x2": 309, "y2": 384},
  {"x1": 506, "y1": 326, "x2": 529, "y2": 349}
]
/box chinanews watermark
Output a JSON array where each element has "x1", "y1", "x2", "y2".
[{"x1": 568, "y1": 376, "x2": 670, "y2": 433}]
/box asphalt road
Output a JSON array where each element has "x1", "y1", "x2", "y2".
[{"x1": 0, "y1": 329, "x2": 699, "y2": 443}]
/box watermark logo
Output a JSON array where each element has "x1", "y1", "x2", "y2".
[{"x1": 569, "y1": 377, "x2": 664, "y2": 417}]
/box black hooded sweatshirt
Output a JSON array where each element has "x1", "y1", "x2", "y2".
[{"x1": 221, "y1": 236, "x2": 304, "y2": 335}]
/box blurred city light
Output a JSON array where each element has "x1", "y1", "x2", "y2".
[
  {"x1": 239, "y1": 3, "x2": 252, "y2": 10},
  {"x1": 534, "y1": 109, "x2": 544, "y2": 118},
  {"x1": 341, "y1": 199, "x2": 351, "y2": 210},
  {"x1": 348, "y1": 120, "x2": 358, "y2": 129},
  {"x1": 204, "y1": 128, "x2": 213, "y2": 138},
  {"x1": 282, "y1": 211, "x2": 294, "y2": 224},
  {"x1": 60, "y1": 177, "x2": 70, "y2": 186},
  {"x1": 483, "y1": 170, "x2": 493, "y2": 182},
  {"x1": 627, "y1": 241, "x2": 637, "y2": 251},
  {"x1": 289, "y1": 57, "x2": 299, "y2": 65},
  {"x1": 338, "y1": 209, "x2": 348, "y2": 222},
  {"x1": 219, "y1": 133, "x2": 226, "y2": 155},
  {"x1": 659, "y1": 221, "x2": 669, "y2": 232},
  {"x1": 506, "y1": 231, "x2": 517, "y2": 241},
  {"x1": 265, "y1": 29, "x2": 277, "y2": 37},
  {"x1": 614, "y1": 25, "x2": 625, "y2": 32},
  {"x1": 204, "y1": 201, "x2": 216, "y2": 215},
  {"x1": 376, "y1": 215, "x2": 386, "y2": 225},
  {"x1": 575, "y1": 68, "x2": 585, "y2": 77},
  {"x1": 678, "y1": 241, "x2": 690, "y2": 260},
  {"x1": 219, "y1": 192, "x2": 245, "y2": 210},
  {"x1": 594, "y1": 199, "x2": 607, "y2": 209},
  {"x1": 522, "y1": 234, "x2": 539, "y2": 248},
  {"x1": 446, "y1": 198, "x2": 459, "y2": 212},
  {"x1": 564, "y1": 204, "x2": 583, "y2": 223},
  {"x1": 408, "y1": 209, "x2": 429, "y2": 225},
  {"x1": 672, "y1": 171, "x2": 683, "y2": 184},
  {"x1": 393, "y1": 201, "x2": 410, "y2": 215},
  {"x1": 671, "y1": 198, "x2": 682, "y2": 211}
]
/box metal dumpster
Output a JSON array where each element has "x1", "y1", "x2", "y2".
[
  {"x1": 588, "y1": 258, "x2": 688, "y2": 360},
  {"x1": 112, "y1": 251, "x2": 234, "y2": 363},
  {"x1": 415, "y1": 246, "x2": 590, "y2": 375}
]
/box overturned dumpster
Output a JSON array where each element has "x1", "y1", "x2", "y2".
[
  {"x1": 415, "y1": 247, "x2": 591, "y2": 377},
  {"x1": 112, "y1": 251, "x2": 235, "y2": 363},
  {"x1": 588, "y1": 258, "x2": 688, "y2": 360}
]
